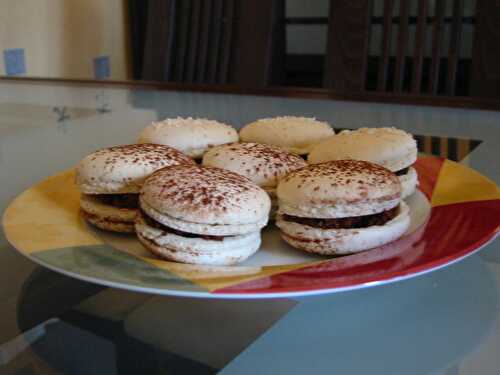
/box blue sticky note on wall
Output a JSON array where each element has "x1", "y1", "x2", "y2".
[
  {"x1": 93, "y1": 56, "x2": 110, "y2": 79},
  {"x1": 3, "y1": 49, "x2": 26, "y2": 76}
]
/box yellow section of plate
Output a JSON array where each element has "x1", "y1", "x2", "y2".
[
  {"x1": 2, "y1": 169, "x2": 102, "y2": 253},
  {"x1": 141, "y1": 257, "x2": 323, "y2": 292},
  {"x1": 431, "y1": 159, "x2": 500, "y2": 207}
]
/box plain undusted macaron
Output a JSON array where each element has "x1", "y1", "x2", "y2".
[
  {"x1": 135, "y1": 164, "x2": 271, "y2": 265},
  {"x1": 276, "y1": 160, "x2": 410, "y2": 255},
  {"x1": 239, "y1": 116, "x2": 334, "y2": 155},
  {"x1": 76, "y1": 144, "x2": 194, "y2": 233},
  {"x1": 202, "y1": 142, "x2": 307, "y2": 215},
  {"x1": 137, "y1": 117, "x2": 238, "y2": 159},
  {"x1": 308, "y1": 127, "x2": 418, "y2": 198}
]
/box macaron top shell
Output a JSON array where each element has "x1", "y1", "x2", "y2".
[
  {"x1": 308, "y1": 127, "x2": 417, "y2": 171},
  {"x1": 239, "y1": 116, "x2": 334, "y2": 155},
  {"x1": 140, "y1": 165, "x2": 271, "y2": 225},
  {"x1": 277, "y1": 160, "x2": 402, "y2": 218},
  {"x1": 202, "y1": 142, "x2": 307, "y2": 188},
  {"x1": 138, "y1": 117, "x2": 238, "y2": 158},
  {"x1": 76, "y1": 144, "x2": 194, "y2": 194}
]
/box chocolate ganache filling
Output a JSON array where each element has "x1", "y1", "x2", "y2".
[
  {"x1": 95, "y1": 194, "x2": 139, "y2": 209},
  {"x1": 394, "y1": 167, "x2": 409, "y2": 176},
  {"x1": 282, "y1": 206, "x2": 399, "y2": 229},
  {"x1": 81, "y1": 210, "x2": 132, "y2": 224},
  {"x1": 140, "y1": 209, "x2": 229, "y2": 241}
]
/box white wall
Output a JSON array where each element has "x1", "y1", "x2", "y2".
[{"x1": 0, "y1": 0, "x2": 131, "y2": 79}]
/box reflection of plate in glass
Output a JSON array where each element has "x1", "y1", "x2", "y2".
[{"x1": 3, "y1": 157, "x2": 499, "y2": 298}]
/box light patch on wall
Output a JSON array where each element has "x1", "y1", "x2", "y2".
[
  {"x1": 3, "y1": 49, "x2": 26, "y2": 76},
  {"x1": 93, "y1": 56, "x2": 110, "y2": 79}
]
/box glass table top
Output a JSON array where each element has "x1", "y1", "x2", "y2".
[{"x1": 0, "y1": 79, "x2": 498, "y2": 374}]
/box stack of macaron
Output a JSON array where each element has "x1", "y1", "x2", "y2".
[
  {"x1": 239, "y1": 116, "x2": 335, "y2": 156},
  {"x1": 202, "y1": 142, "x2": 307, "y2": 216},
  {"x1": 135, "y1": 165, "x2": 270, "y2": 265},
  {"x1": 308, "y1": 127, "x2": 418, "y2": 198},
  {"x1": 75, "y1": 115, "x2": 419, "y2": 265},
  {"x1": 138, "y1": 117, "x2": 238, "y2": 160},
  {"x1": 275, "y1": 160, "x2": 410, "y2": 255},
  {"x1": 76, "y1": 144, "x2": 195, "y2": 233}
]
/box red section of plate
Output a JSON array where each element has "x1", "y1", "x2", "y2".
[
  {"x1": 414, "y1": 156, "x2": 445, "y2": 200},
  {"x1": 214, "y1": 199, "x2": 500, "y2": 295}
]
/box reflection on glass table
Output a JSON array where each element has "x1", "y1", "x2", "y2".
[{"x1": 12, "y1": 253, "x2": 498, "y2": 374}]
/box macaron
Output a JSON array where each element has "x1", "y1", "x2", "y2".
[
  {"x1": 202, "y1": 142, "x2": 307, "y2": 216},
  {"x1": 308, "y1": 127, "x2": 418, "y2": 198},
  {"x1": 239, "y1": 116, "x2": 334, "y2": 155},
  {"x1": 76, "y1": 144, "x2": 194, "y2": 233},
  {"x1": 137, "y1": 117, "x2": 238, "y2": 159},
  {"x1": 276, "y1": 160, "x2": 410, "y2": 255},
  {"x1": 135, "y1": 164, "x2": 271, "y2": 265}
]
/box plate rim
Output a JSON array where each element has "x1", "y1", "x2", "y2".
[
  {"x1": 13, "y1": 233, "x2": 497, "y2": 299},
  {"x1": 3, "y1": 156, "x2": 500, "y2": 299}
]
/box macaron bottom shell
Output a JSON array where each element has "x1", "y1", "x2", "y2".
[
  {"x1": 80, "y1": 194, "x2": 137, "y2": 233},
  {"x1": 81, "y1": 210, "x2": 136, "y2": 233},
  {"x1": 135, "y1": 214, "x2": 262, "y2": 266},
  {"x1": 276, "y1": 202, "x2": 410, "y2": 256}
]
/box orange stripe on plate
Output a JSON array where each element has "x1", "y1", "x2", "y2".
[{"x1": 414, "y1": 156, "x2": 446, "y2": 202}]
